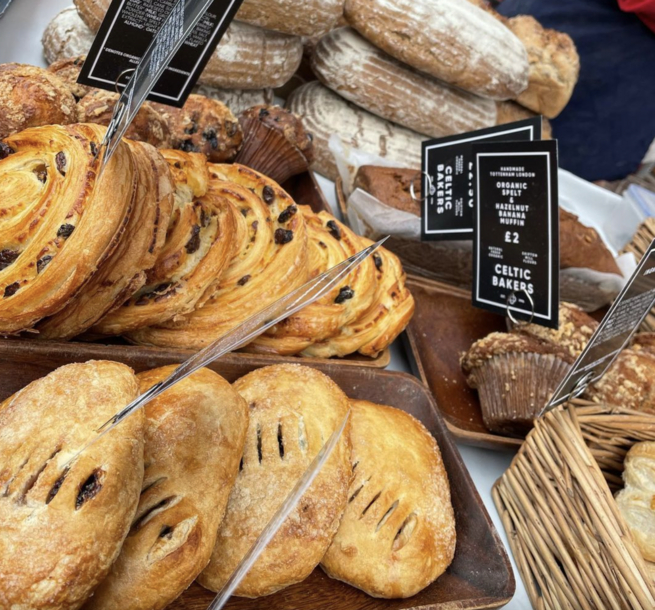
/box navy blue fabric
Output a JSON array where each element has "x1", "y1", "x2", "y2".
[{"x1": 497, "y1": 0, "x2": 655, "y2": 181}]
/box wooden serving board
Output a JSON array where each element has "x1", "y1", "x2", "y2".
[{"x1": 0, "y1": 340, "x2": 514, "y2": 610}]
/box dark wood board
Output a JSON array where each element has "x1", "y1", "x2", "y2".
[{"x1": 0, "y1": 339, "x2": 514, "y2": 610}]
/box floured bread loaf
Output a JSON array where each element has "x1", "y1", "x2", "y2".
[
  {"x1": 237, "y1": 0, "x2": 345, "y2": 37},
  {"x1": 344, "y1": 0, "x2": 529, "y2": 100},
  {"x1": 199, "y1": 364, "x2": 352, "y2": 597},
  {"x1": 42, "y1": 6, "x2": 94, "y2": 64},
  {"x1": 313, "y1": 27, "x2": 497, "y2": 138},
  {"x1": 507, "y1": 15, "x2": 580, "y2": 119},
  {"x1": 321, "y1": 400, "x2": 455, "y2": 598},
  {"x1": 286, "y1": 81, "x2": 423, "y2": 181},
  {"x1": 193, "y1": 85, "x2": 274, "y2": 115},
  {"x1": 0, "y1": 361, "x2": 144, "y2": 610},
  {"x1": 85, "y1": 366, "x2": 248, "y2": 610}
]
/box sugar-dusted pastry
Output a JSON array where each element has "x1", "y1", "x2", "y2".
[
  {"x1": 0, "y1": 123, "x2": 134, "y2": 334},
  {"x1": 47, "y1": 55, "x2": 91, "y2": 101},
  {"x1": 198, "y1": 364, "x2": 352, "y2": 597},
  {"x1": 42, "y1": 6, "x2": 94, "y2": 64},
  {"x1": 235, "y1": 105, "x2": 314, "y2": 184},
  {"x1": 92, "y1": 150, "x2": 236, "y2": 336},
  {"x1": 127, "y1": 164, "x2": 308, "y2": 349},
  {"x1": 248, "y1": 208, "x2": 376, "y2": 356},
  {"x1": 151, "y1": 94, "x2": 243, "y2": 163},
  {"x1": 78, "y1": 89, "x2": 171, "y2": 148},
  {"x1": 322, "y1": 400, "x2": 455, "y2": 598},
  {"x1": 0, "y1": 361, "x2": 144, "y2": 610},
  {"x1": 0, "y1": 63, "x2": 78, "y2": 139},
  {"x1": 85, "y1": 366, "x2": 248, "y2": 610},
  {"x1": 616, "y1": 442, "x2": 655, "y2": 563},
  {"x1": 36, "y1": 141, "x2": 175, "y2": 340},
  {"x1": 303, "y1": 243, "x2": 415, "y2": 359}
]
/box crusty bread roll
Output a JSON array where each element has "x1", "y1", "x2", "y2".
[
  {"x1": 321, "y1": 400, "x2": 455, "y2": 598},
  {"x1": 496, "y1": 100, "x2": 553, "y2": 139},
  {"x1": 616, "y1": 442, "x2": 655, "y2": 563},
  {"x1": 344, "y1": 0, "x2": 529, "y2": 100},
  {"x1": 507, "y1": 15, "x2": 580, "y2": 119},
  {"x1": 42, "y1": 6, "x2": 95, "y2": 64},
  {"x1": 237, "y1": 0, "x2": 344, "y2": 37},
  {"x1": 199, "y1": 364, "x2": 352, "y2": 597},
  {"x1": 198, "y1": 21, "x2": 303, "y2": 90},
  {"x1": 85, "y1": 366, "x2": 248, "y2": 610},
  {"x1": 286, "y1": 81, "x2": 423, "y2": 181},
  {"x1": 313, "y1": 27, "x2": 497, "y2": 138},
  {"x1": 0, "y1": 361, "x2": 144, "y2": 610},
  {"x1": 0, "y1": 63, "x2": 78, "y2": 139}
]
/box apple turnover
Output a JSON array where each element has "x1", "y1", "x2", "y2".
[
  {"x1": 198, "y1": 364, "x2": 352, "y2": 597},
  {"x1": 0, "y1": 361, "x2": 144, "y2": 610}
]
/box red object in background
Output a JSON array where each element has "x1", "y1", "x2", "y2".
[{"x1": 619, "y1": 0, "x2": 655, "y2": 32}]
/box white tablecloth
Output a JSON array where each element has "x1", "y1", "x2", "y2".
[{"x1": 0, "y1": 2, "x2": 531, "y2": 607}]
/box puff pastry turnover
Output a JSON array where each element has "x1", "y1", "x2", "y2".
[
  {"x1": 198, "y1": 364, "x2": 352, "y2": 597},
  {"x1": 0, "y1": 361, "x2": 144, "y2": 610},
  {"x1": 247, "y1": 208, "x2": 377, "y2": 356},
  {"x1": 86, "y1": 366, "x2": 248, "y2": 610},
  {"x1": 321, "y1": 400, "x2": 456, "y2": 599},
  {"x1": 129, "y1": 164, "x2": 308, "y2": 349},
  {"x1": 0, "y1": 123, "x2": 135, "y2": 334}
]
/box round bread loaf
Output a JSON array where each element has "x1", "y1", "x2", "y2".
[
  {"x1": 42, "y1": 6, "x2": 94, "y2": 64},
  {"x1": 193, "y1": 85, "x2": 274, "y2": 115},
  {"x1": 236, "y1": 0, "x2": 345, "y2": 37},
  {"x1": 286, "y1": 81, "x2": 423, "y2": 181},
  {"x1": 344, "y1": 0, "x2": 529, "y2": 100},
  {"x1": 313, "y1": 27, "x2": 497, "y2": 138}
]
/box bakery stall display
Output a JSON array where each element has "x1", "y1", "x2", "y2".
[{"x1": 0, "y1": 359, "x2": 468, "y2": 608}]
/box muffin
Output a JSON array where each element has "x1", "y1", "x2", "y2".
[
  {"x1": 234, "y1": 105, "x2": 314, "y2": 184},
  {"x1": 151, "y1": 94, "x2": 243, "y2": 162},
  {"x1": 461, "y1": 332, "x2": 574, "y2": 437}
]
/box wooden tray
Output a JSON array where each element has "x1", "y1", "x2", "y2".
[
  {"x1": 0, "y1": 339, "x2": 515, "y2": 610},
  {"x1": 403, "y1": 276, "x2": 522, "y2": 451}
]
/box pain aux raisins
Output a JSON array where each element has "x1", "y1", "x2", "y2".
[
  {"x1": 373, "y1": 253, "x2": 383, "y2": 271},
  {"x1": 37, "y1": 255, "x2": 52, "y2": 274},
  {"x1": 274, "y1": 229, "x2": 294, "y2": 245},
  {"x1": 335, "y1": 286, "x2": 354, "y2": 304},
  {"x1": 185, "y1": 225, "x2": 201, "y2": 254},
  {"x1": 55, "y1": 152, "x2": 67, "y2": 175},
  {"x1": 0, "y1": 250, "x2": 19, "y2": 271},
  {"x1": 327, "y1": 220, "x2": 341, "y2": 240},
  {"x1": 237, "y1": 275, "x2": 251, "y2": 286},
  {"x1": 0, "y1": 142, "x2": 15, "y2": 159},
  {"x1": 57, "y1": 224, "x2": 75, "y2": 239},
  {"x1": 277, "y1": 205, "x2": 297, "y2": 224},
  {"x1": 262, "y1": 186, "x2": 275, "y2": 205},
  {"x1": 4, "y1": 282, "x2": 20, "y2": 298}
]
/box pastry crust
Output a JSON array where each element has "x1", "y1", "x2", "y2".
[
  {"x1": 93, "y1": 149, "x2": 236, "y2": 336},
  {"x1": 77, "y1": 90, "x2": 171, "y2": 148},
  {"x1": 198, "y1": 364, "x2": 352, "y2": 597},
  {"x1": 85, "y1": 366, "x2": 248, "y2": 610},
  {"x1": 303, "y1": 243, "x2": 415, "y2": 358},
  {"x1": 36, "y1": 141, "x2": 175, "y2": 340},
  {"x1": 248, "y1": 208, "x2": 377, "y2": 355},
  {"x1": 0, "y1": 63, "x2": 78, "y2": 139},
  {"x1": 0, "y1": 123, "x2": 135, "y2": 334},
  {"x1": 151, "y1": 94, "x2": 243, "y2": 163},
  {"x1": 47, "y1": 56, "x2": 91, "y2": 101},
  {"x1": 0, "y1": 361, "x2": 144, "y2": 610},
  {"x1": 128, "y1": 164, "x2": 308, "y2": 349},
  {"x1": 321, "y1": 400, "x2": 456, "y2": 598}
]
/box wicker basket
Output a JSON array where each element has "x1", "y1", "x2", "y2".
[{"x1": 493, "y1": 400, "x2": 655, "y2": 609}]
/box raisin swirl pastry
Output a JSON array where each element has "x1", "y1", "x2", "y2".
[
  {"x1": 303, "y1": 244, "x2": 415, "y2": 359},
  {"x1": 248, "y1": 208, "x2": 377, "y2": 356},
  {"x1": 0, "y1": 361, "x2": 144, "y2": 610},
  {"x1": 0, "y1": 123, "x2": 135, "y2": 334},
  {"x1": 92, "y1": 150, "x2": 237, "y2": 336},
  {"x1": 127, "y1": 164, "x2": 308, "y2": 349},
  {"x1": 36, "y1": 142, "x2": 175, "y2": 340}
]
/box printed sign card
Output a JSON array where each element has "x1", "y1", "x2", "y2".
[
  {"x1": 78, "y1": 0, "x2": 245, "y2": 106},
  {"x1": 472, "y1": 140, "x2": 559, "y2": 329},
  {"x1": 421, "y1": 118, "x2": 542, "y2": 241}
]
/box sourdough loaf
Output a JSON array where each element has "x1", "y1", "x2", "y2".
[
  {"x1": 42, "y1": 6, "x2": 94, "y2": 64},
  {"x1": 286, "y1": 81, "x2": 423, "y2": 181},
  {"x1": 236, "y1": 0, "x2": 345, "y2": 37},
  {"x1": 496, "y1": 100, "x2": 553, "y2": 139},
  {"x1": 344, "y1": 0, "x2": 529, "y2": 100},
  {"x1": 193, "y1": 85, "x2": 274, "y2": 115},
  {"x1": 312, "y1": 27, "x2": 497, "y2": 138},
  {"x1": 507, "y1": 15, "x2": 580, "y2": 118}
]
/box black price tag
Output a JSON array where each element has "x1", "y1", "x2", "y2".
[
  {"x1": 421, "y1": 118, "x2": 542, "y2": 241},
  {"x1": 546, "y1": 239, "x2": 655, "y2": 409},
  {"x1": 472, "y1": 140, "x2": 559, "y2": 329},
  {"x1": 78, "y1": 0, "x2": 244, "y2": 107}
]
